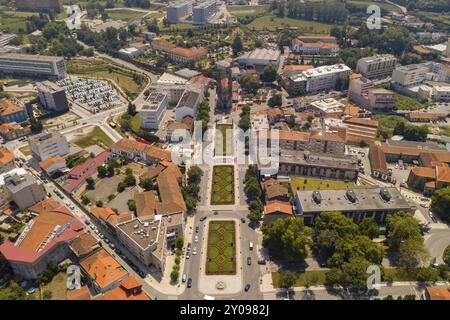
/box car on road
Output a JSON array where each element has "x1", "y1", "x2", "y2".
[
  {"x1": 186, "y1": 253, "x2": 190, "y2": 259},
  {"x1": 66, "y1": 202, "x2": 70, "y2": 207},
  {"x1": 187, "y1": 278, "x2": 192, "y2": 288},
  {"x1": 99, "y1": 234, "x2": 104, "y2": 239},
  {"x1": 247, "y1": 257, "x2": 251, "y2": 265},
  {"x1": 195, "y1": 226, "x2": 199, "y2": 233},
  {"x1": 194, "y1": 235, "x2": 198, "y2": 243},
  {"x1": 104, "y1": 239, "x2": 110, "y2": 244},
  {"x1": 182, "y1": 273, "x2": 187, "y2": 283},
  {"x1": 187, "y1": 243, "x2": 191, "y2": 251},
  {"x1": 85, "y1": 220, "x2": 91, "y2": 225},
  {"x1": 244, "y1": 284, "x2": 251, "y2": 292},
  {"x1": 193, "y1": 247, "x2": 197, "y2": 255},
  {"x1": 241, "y1": 218, "x2": 246, "y2": 223},
  {"x1": 420, "y1": 203, "x2": 429, "y2": 208},
  {"x1": 257, "y1": 259, "x2": 266, "y2": 265},
  {"x1": 213, "y1": 211, "x2": 218, "y2": 215},
  {"x1": 70, "y1": 205, "x2": 75, "y2": 210},
  {"x1": 109, "y1": 243, "x2": 115, "y2": 249},
  {"x1": 432, "y1": 216, "x2": 438, "y2": 223},
  {"x1": 200, "y1": 216, "x2": 207, "y2": 222}
]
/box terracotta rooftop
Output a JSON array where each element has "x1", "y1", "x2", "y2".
[
  {"x1": 134, "y1": 191, "x2": 157, "y2": 218},
  {"x1": 264, "y1": 200, "x2": 293, "y2": 215},
  {"x1": 29, "y1": 198, "x2": 60, "y2": 214},
  {"x1": 69, "y1": 233, "x2": 98, "y2": 257},
  {"x1": 426, "y1": 287, "x2": 450, "y2": 300},
  {"x1": 112, "y1": 138, "x2": 171, "y2": 161},
  {"x1": 39, "y1": 156, "x2": 65, "y2": 170},
  {"x1": 369, "y1": 145, "x2": 388, "y2": 175},
  {"x1": 265, "y1": 184, "x2": 289, "y2": 200},
  {"x1": 408, "y1": 112, "x2": 447, "y2": 120},
  {"x1": 0, "y1": 99, "x2": 24, "y2": 117},
  {"x1": 0, "y1": 147, "x2": 14, "y2": 165},
  {"x1": 101, "y1": 275, "x2": 150, "y2": 300},
  {"x1": 343, "y1": 117, "x2": 378, "y2": 128},
  {"x1": 169, "y1": 46, "x2": 207, "y2": 58}
]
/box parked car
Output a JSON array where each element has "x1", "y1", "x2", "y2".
[
  {"x1": 186, "y1": 253, "x2": 190, "y2": 259},
  {"x1": 244, "y1": 284, "x2": 251, "y2": 292},
  {"x1": 193, "y1": 247, "x2": 197, "y2": 255},
  {"x1": 182, "y1": 273, "x2": 187, "y2": 283},
  {"x1": 194, "y1": 235, "x2": 198, "y2": 243},
  {"x1": 257, "y1": 259, "x2": 266, "y2": 265},
  {"x1": 247, "y1": 257, "x2": 252, "y2": 265},
  {"x1": 200, "y1": 216, "x2": 207, "y2": 222},
  {"x1": 241, "y1": 218, "x2": 246, "y2": 223},
  {"x1": 195, "y1": 226, "x2": 199, "y2": 233},
  {"x1": 420, "y1": 203, "x2": 429, "y2": 208},
  {"x1": 187, "y1": 278, "x2": 192, "y2": 288}
]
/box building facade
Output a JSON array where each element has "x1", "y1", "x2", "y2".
[
  {"x1": 28, "y1": 132, "x2": 70, "y2": 161},
  {"x1": 192, "y1": 1, "x2": 217, "y2": 25},
  {"x1": 356, "y1": 54, "x2": 397, "y2": 79},
  {"x1": 167, "y1": 1, "x2": 192, "y2": 23},
  {"x1": 36, "y1": 81, "x2": 69, "y2": 112},
  {"x1": 140, "y1": 92, "x2": 168, "y2": 130},
  {"x1": 0, "y1": 53, "x2": 66, "y2": 79}
]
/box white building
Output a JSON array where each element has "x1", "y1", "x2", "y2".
[
  {"x1": 167, "y1": 1, "x2": 193, "y2": 23},
  {"x1": 392, "y1": 64, "x2": 429, "y2": 87},
  {"x1": 0, "y1": 53, "x2": 66, "y2": 80},
  {"x1": 175, "y1": 90, "x2": 201, "y2": 121},
  {"x1": 192, "y1": 1, "x2": 217, "y2": 25},
  {"x1": 356, "y1": 54, "x2": 397, "y2": 79},
  {"x1": 236, "y1": 48, "x2": 281, "y2": 69},
  {"x1": 432, "y1": 84, "x2": 450, "y2": 102},
  {"x1": 140, "y1": 92, "x2": 168, "y2": 130},
  {"x1": 3, "y1": 172, "x2": 46, "y2": 209},
  {"x1": 28, "y1": 132, "x2": 70, "y2": 161},
  {"x1": 309, "y1": 98, "x2": 345, "y2": 116},
  {"x1": 303, "y1": 64, "x2": 351, "y2": 94}
]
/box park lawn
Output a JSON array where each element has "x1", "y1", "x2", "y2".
[
  {"x1": 290, "y1": 177, "x2": 363, "y2": 192},
  {"x1": 57, "y1": 11, "x2": 69, "y2": 20},
  {"x1": 248, "y1": 16, "x2": 332, "y2": 34},
  {"x1": 130, "y1": 113, "x2": 141, "y2": 132},
  {"x1": 0, "y1": 11, "x2": 38, "y2": 33},
  {"x1": 227, "y1": 5, "x2": 269, "y2": 17},
  {"x1": 347, "y1": 0, "x2": 400, "y2": 13},
  {"x1": 272, "y1": 270, "x2": 328, "y2": 288},
  {"x1": 107, "y1": 9, "x2": 148, "y2": 22},
  {"x1": 439, "y1": 126, "x2": 450, "y2": 137},
  {"x1": 41, "y1": 272, "x2": 68, "y2": 300},
  {"x1": 19, "y1": 145, "x2": 31, "y2": 157},
  {"x1": 383, "y1": 268, "x2": 445, "y2": 282},
  {"x1": 73, "y1": 126, "x2": 113, "y2": 149},
  {"x1": 215, "y1": 124, "x2": 233, "y2": 157},
  {"x1": 395, "y1": 93, "x2": 428, "y2": 111},
  {"x1": 206, "y1": 220, "x2": 236, "y2": 275},
  {"x1": 211, "y1": 165, "x2": 235, "y2": 205},
  {"x1": 146, "y1": 12, "x2": 165, "y2": 20}
]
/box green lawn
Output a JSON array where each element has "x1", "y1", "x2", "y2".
[
  {"x1": 73, "y1": 126, "x2": 113, "y2": 149},
  {"x1": 206, "y1": 221, "x2": 236, "y2": 275},
  {"x1": 41, "y1": 272, "x2": 68, "y2": 300},
  {"x1": 347, "y1": 0, "x2": 400, "y2": 13},
  {"x1": 211, "y1": 165, "x2": 235, "y2": 205},
  {"x1": 19, "y1": 145, "x2": 31, "y2": 157},
  {"x1": 215, "y1": 124, "x2": 233, "y2": 157},
  {"x1": 290, "y1": 177, "x2": 363, "y2": 192},
  {"x1": 131, "y1": 113, "x2": 141, "y2": 132},
  {"x1": 395, "y1": 93, "x2": 428, "y2": 111},
  {"x1": 107, "y1": 9, "x2": 148, "y2": 22},
  {"x1": 383, "y1": 268, "x2": 444, "y2": 282},
  {"x1": 272, "y1": 270, "x2": 328, "y2": 288},
  {"x1": 0, "y1": 11, "x2": 38, "y2": 34},
  {"x1": 439, "y1": 126, "x2": 450, "y2": 137},
  {"x1": 227, "y1": 5, "x2": 269, "y2": 17},
  {"x1": 248, "y1": 16, "x2": 333, "y2": 34}
]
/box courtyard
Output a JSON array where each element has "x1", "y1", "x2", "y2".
[
  {"x1": 211, "y1": 165, "x2": 235, "y2": 205},
  {"x1": 206, "y1": 220, "x2": 236, "y2": 275},
  {"x1": 215, "y1": 124, "x2": 233, "y2": 157}
]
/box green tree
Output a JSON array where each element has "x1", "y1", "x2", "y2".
[
  {"x1": 117, "y1": 181, "x2": 126, "y2": 192},
  {"x1": 0, "y1": 281, "x2": 28, "y2": 300},
  {"x1": 127, "y1": 199, "x2": 136, "y2": 212},
  {"x1": 431, "y1": 187, "x2": 450, "y2": 221},
  {"x1": 176, "y1": 235, "x2": 184, "y2": 251},
  {"x1": 42, "y1": 290, "x2": 52, "y2": 300},
  {"x1": 238, "y1": 74, "x2": 261, "y2": 94},
  {"x1": 268, "y1": 93, "x2": 282, "y2": 108},
  {"x1": 326, "y1": 256, "x2": 371, "y2": 290},
  {"x1": 140, "y1": 178, "x2": 154, "y2": 191},
  {"x1": 97, "y1": 165, "x2": 107, "y2": 178},
  {"x1": 260, "y1": 65, "x2": 278, "y2": 83},
  {"x1": 278, "y1": 271, "x2": 296, "y2": 289},
  {"x1": 124, "y1": 174, "x2": 136, "y2": 187},
  {"x1": 127, "y1": 102, "x2": 136, "y2": 116},
  {"x1": 86, "y1": 177, "x2": 95, "y2": 190},
  {"x1": 444, "y1": 245, "x2": 450, "y2": 267},
  {"x1": 96, "y1": 200, "x2": 103, "y2": 207},
  {"x1": 81, "y1": 195, "x2": 91, "y2": 205},
  {"x1": 170, "y1": 270, "x2": 179, "y2": 283},
  {"x1": 386, "y1": 211, "x2": 422, "y2": 251},
  {"x1": 397, "y1": 239, "x2": 429, "y2": 269},
  {"x1": 231, "y1": 34, "x2": 243, "y2": 56},
  {"x1": 187, "y1": 166, "x2": 203, "y2": 185},
  {"x1": 359, "y1": 217, "x2": 380, "y2": 239}
]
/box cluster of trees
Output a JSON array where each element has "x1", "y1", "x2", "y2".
[
  {"x1": 271, "y1": 0, "x2": 348, "y2": 23},
  {"x1": 431, "y1": 187, "x2": 450, "y2": 222},
  {"x1": 268, "y1": 93, "x2": 282, "y2": 108},
  {"x1": 393, "y1": 122, "x2": 428, "y2": 142},
  {"x1": 263, "y1": 218, "x2": 312, "y2": 260},
  {"x1": 77, "y1": 25, "x2": 129, "y2": 55},
  {"x1": 117, "y1": 168, "x2": 136, "y2": 192},
  {"x1": 386, "y1": 212, "x2": 429, "y2": 269},
  {"x1": 238, "y1": 105, "x2": 251, "y2": 131},
  {"x1": 181, "y1": 166, "x2": 203, "y2": 212},
  {"x1": 260, "y1": 65, "x2": 278, "y2": 84},
  {"x1": 231, "y1": 34, "x2": 244, "y2": 56},
  {"x1": 244, "y1": 165, "x2": 264, "y2": 222},
  {"x1": 124, "y1": 0, "x2": 152, "y2": 9},
  {"x1": 354, "y1": 25, "x2": 412, "y2": 57},
  {"x1": 0, "y1": 281, "x2": 30, "y2": 300},
  {"x1": 197, "y1": 99, "x2": 210, "y2": 132},
  {"x1": 98, "y1": 158, "x2": 121, "y2": 178},
  {"x1": 170, "y1": 237, "x2": 183, "y2": 283},
  {"x1": 238, "y1": 74, "x2": 261, "y2": 95},
  {"x1": 394, "y1": 0, "x2": 450, "y2": 12},
  {"x1": 146, "y1": 18, "x2": 160, "y2": 35},
  {"x1": 25, "y1": 13, "x2": 50, "y2": 34}
]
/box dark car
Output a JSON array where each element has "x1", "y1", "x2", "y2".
[
  {"x1": 241, "y1": 218, "x2": 246, "y2": 223},
  {"x1": 195, "y1": 226, "x2": 199, "y2": 233},
  {"x1": 187, "y1": 278, "x2": 192, "y2": 288},
  {"x1": 432, "y1": 216, "x2": 438, "y2": 223},
  {"x1": 244, "y1": 284, "x2": 251, "y2": 292},
  {"x1": 257, "y1": 259, "x2": 266, "y2": 265},
  {"x1": 200, "y1": 216, "x2": 207, "y2": 222},
  {"x1": 247, "y1": 257, "x2": 251, "y2": 265}
]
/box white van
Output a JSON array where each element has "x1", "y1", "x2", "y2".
[
  {"x1": 249, "y1": 242, "x2": 254, "y2": 250},
  {"x1": 182, "y1": 273, "x2": 187, "y2": 283},
  {"x1": 204, "y1": 295, "x2": 215, "y2": 300}
]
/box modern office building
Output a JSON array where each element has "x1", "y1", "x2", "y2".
[
  {"x1": 392, "y1": 64, "x2": 429, "y2": 87},
  {"x1": 140, "y1": 92, "x2": 168, "y2": 130},
  {"x1": 295, "y1": 187, "x2": 413, "y2": 225},
  {"x1": 15, "y1": 0, "x2": 63, "y2": 12},
  {"x1": 356, "y1": 54, "x2": 397, "y2": 79},
  {"x1": 36, "y1": 81, "x2": 69, "y2": 112},
  {"x1": 167, "y1": 1, "x2": 193, "y2": 23},
  {"x1": 192, "y1": 1, "x2": 217, "y2": 25},
  {"x1": 28, "y1": 132, "x2": 70, "y2": 161},
  {"x1": 3, "y1": 172, "x2": 46, "y2": 209},
  {"x1": 0, "y1": 53, "x2": 65, "y2": 79}
]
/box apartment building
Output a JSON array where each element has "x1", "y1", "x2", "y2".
[
  {"x1": 0, "y1": 53, "x2": 66, "y2": 79},
  {"x1": 36, "y1": 81, "x2": 69, "y2": 112},
  {"x1": 303, "y1": 64, "x2": 351, "y2": 94},
  {"x1": 309, "y1": 98, "x2": 345, "y2": 117},
  {"x1": 0, "y1": 122, "x2": 31, "y2": 141},
  {"x1": 192, "y1": 1, "x2": 217, "y2": 25},
  {"x1": 431, "y1": 84, "x2": 450, "y2": 102},
  {"x1": 392, "y1": 64, "x2": 429, "y2": 87},
  {"x1": 0, "y1": 205, "x2": 84, "y2": 279},
  {"x1": 367, "y1": 88, "x2": 397, "y2": 112},
  {"x1": 295, "y1": 187, "x2": 413, "y2": 225},
  {"x1": 0, "y1": 99, "x2": 28, "y2": 124},
  {"x1": 348, "y1": 76, "x2": 374, "y2": 107},
  {"x1": 356, "y1": 54, "x2": 397, "y2": 79},
  {"x1": 28, "y1": 132, "x2": 70, "y2": 161},
  {"x1": 140, "y1": 92, "x2": 168, "y2": 130},
  {"x1": 308, "y1": 130, "x2": 346, "y2": 154},
  {"x1": 3, "y1": 172, "x2": 46, "y2": 209},
  {"x1": 167, "y1": 1, "x2": 193, "y2": 23}
]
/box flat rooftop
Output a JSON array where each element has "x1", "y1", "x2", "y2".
[
  {"x1": 238, "y1": 48, "x2": 280, "y2": 62},
  {"x1": 142, "y1": 92, "x2": 167, "y2": 111},
  {"x1": 117, "y1": 217, "x2": 161, "y2": 250},
  {"x1": 303, "y1": 64, "x2": 351, "y2": 77},
  {"x1": 279, "y1": 149, "x2": 359, "y2": 170},
  {"x1": 296, "y1": 187, "x2": 412, "y2": 213},
  {"x1": 0, "y1": 53, "x2": 63, "y2": 62},
  {"x1": 358, "y1": 54, "x2": 396, "y2": 63}
]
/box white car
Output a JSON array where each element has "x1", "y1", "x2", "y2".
[
  {"x1": 420, "y1": 203, "x2": 429, "y2": 208},
  {"x1": 192, "y1": 247, "x2": 197, "y2": 255},
  {"x1": 99, "y1": 234, "x2": 104, "y2": 239},
  {"x1": 70, "y1": 205, "x2": 75, "y2": 210},
  {"x1": 194, "y1": 235, "x2": 198, "y2": 243}
]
